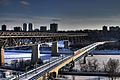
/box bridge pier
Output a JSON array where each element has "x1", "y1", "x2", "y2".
[
  {"x1": 83, "y1": 54, "x2": 88, "y2": 64},
  {"x1": 31, "y1": 44, "x2": 40, "y2": 64},
  {"x1": 51, "y1": 41, "x2": 59, "y2": 56},
  {"x1": 0, "y1": 47, "x2": 4, "y2": 67},
  {"x1": 0, "y1": 41, "x2": 4, "y2": 67},
  {"x1": 64, "y1": 40, "x2": 69, "y2": 49}
]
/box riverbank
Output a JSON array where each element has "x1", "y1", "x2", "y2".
[{"x1": 63, "y1": 55, "x2": 120, "y2": 80}]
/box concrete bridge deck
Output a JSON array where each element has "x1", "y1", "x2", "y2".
[{"x1": 9, "y1": 42, "x2": 106, "y2": 80}]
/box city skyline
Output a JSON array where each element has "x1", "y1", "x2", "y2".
[{"x1": 0, "y1": 0, "x2": 120, "y2": 30}]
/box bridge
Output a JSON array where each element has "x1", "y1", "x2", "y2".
[
  {"x1": 0, "y1": 31, "x2": 89, "y2": 71},
  {"x1": 9, "y1": 41, "x2": 107, "y2": 80},
  {"x1": 0, "y1": 31, "x2": 88, "y2": 47}
]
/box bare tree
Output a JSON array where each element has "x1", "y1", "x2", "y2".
[
  {"x1": 79, "y1": 59, "x2": 99, "y2": 72},
  {"x1": 87, "y1": 59, "x2": 99, "y2": 72},
  {"x1": 103, "y1": 58, "x2": 120, "y2": 80},
  {"x1": 80, "y1": 63, "x2": 88, "y2": 72}
]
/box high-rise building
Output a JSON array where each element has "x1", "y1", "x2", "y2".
[
  {"x1": 102, "y1": 26, "x2": 108, "y2": 32},
  {"x1": 109, "y1": 26, "x2": 119, "y2": 32},
  {"x1": 14, "y1": 27, "x2": 22, "y2": 32},
  {"x1": 23, "y1": 23, "x2": 27, "y2": 31},
  {"x1": 50, "y1": 23, "x2": 58, "y2": 33},
  {"x1": 1, "y1": 24, "x2": 7, "y2": 31},
  {"x1": 28, "y1": 23, "x2": 33, "y2": 31},
  {"x1": 40, "y1": 26, "x2": 47, "y2": 32}
]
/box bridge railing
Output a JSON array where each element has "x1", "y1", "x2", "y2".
[{"x1": 9, "y1": 56, "x2": 63, "y2": 80}]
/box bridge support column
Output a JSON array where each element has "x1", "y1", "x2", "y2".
[
  {"x1": 83, "y1": 55, "x2": 87, "y2": 64},
  {"x1": 31, "y1": 44, "x2": 40, "y2": 64},
  {"x1": 51, "y1": 41, "x2": 59, "y2": 56},
  {"x1": 0, "y1": 47, "x2": 4, "y2": 67},
  {"x1": 64, "y1": 40, "x2": 69, "y2": 49},
  {"x1": 0, "y1": 41, "x2": 4, "y2": 67}
]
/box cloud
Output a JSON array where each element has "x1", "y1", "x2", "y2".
[
  {"x1": 0, "y1": 0, "x2": 9, "y2": 5},
  {"x1": 0, "y1": 19, "x2": 15, "y2": 23},
  {"x1": 0, "y1": 0, "x2": 6, "y2": 4},
  {"x1": 20, "y1": 0, "x2": 30, "y2": 6},
  {"x1": 51, "y1": 18, "x2": 61, "y2": 22}
]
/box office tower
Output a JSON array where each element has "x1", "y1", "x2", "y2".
[
  {"x1": 28, "y1": 23, "x2": 33, "y2": 31},
  {"x1": 1, "y1": 24, "x2": 7, "y2": 31},
  {"x1": 109, "y1": 26, "x2": 119, "y2": 32},
  {"x1": 23, "y1": 23, "x2": 27, "y2": 31},
  {"x1": 14, "y1": 27, "x2": 22, "y2": 32},
  {"x1": 50, "y1": 23, "x2": 58, "y2": 33},
  {"x1": 40, "y1": 26, "x2": 47, "y2": 32},
  {"x1": 102, "y1": 26, "x2": 108, "y2": 32}
]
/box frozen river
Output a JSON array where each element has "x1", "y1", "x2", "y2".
[
  {"x1": 4, "y1": 41, "x2": 73, "y2": 64},
  {"x1": 4, "y1": 51, "x2": 51, "y2": 64},
  {"x1": 4, "y1": 49, "x2": 72, "y2": 64}
]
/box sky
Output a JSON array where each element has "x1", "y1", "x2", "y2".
[{"x1": 0, "y1": 0, "x2": 120, "y2": 30}]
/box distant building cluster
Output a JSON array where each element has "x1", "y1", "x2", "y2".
[
  {"x1": 1, "y1": 24, "x2": 120, "y2": 41},
  {"x1": 1, "y1": 23, "x2": 58, "y2": 32},
  {"x1": 1, "y1": 23, "x2": 120, "y2": 33},
  {"x1": 102, "y1": 25, "x2": 120, "y2": 32}
]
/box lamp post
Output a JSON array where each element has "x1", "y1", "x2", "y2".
[
  {"x1": 49, "y1": 58, "x2": 51, "y2": 67},
  {"x1": 17, "y1": 71, "x2": 20, "y2": 80},
  {"x1": 35, "y1": 62, "x2": 37, "y2": 73},
  {"x1": 25, "y1": 66, "x2": 28, "y2": 78}
]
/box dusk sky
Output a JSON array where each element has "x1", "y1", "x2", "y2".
[{"x1": 0, "y1": 0, "x2": 120, "y2": 30}]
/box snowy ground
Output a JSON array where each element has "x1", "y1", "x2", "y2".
[{"x1": 63, "y1": 55, "x2": 120, "y2": 80}]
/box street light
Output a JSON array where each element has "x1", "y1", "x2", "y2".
[
  {"x1": 49, "y1": 58, "x2": 51, "y2": 67},
  {"x1": 35, "y1": 62, "x2": 37, "y2": 73},
  {"x1": 25, "y1": 66, "x2": 28, "y2": 78}
]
